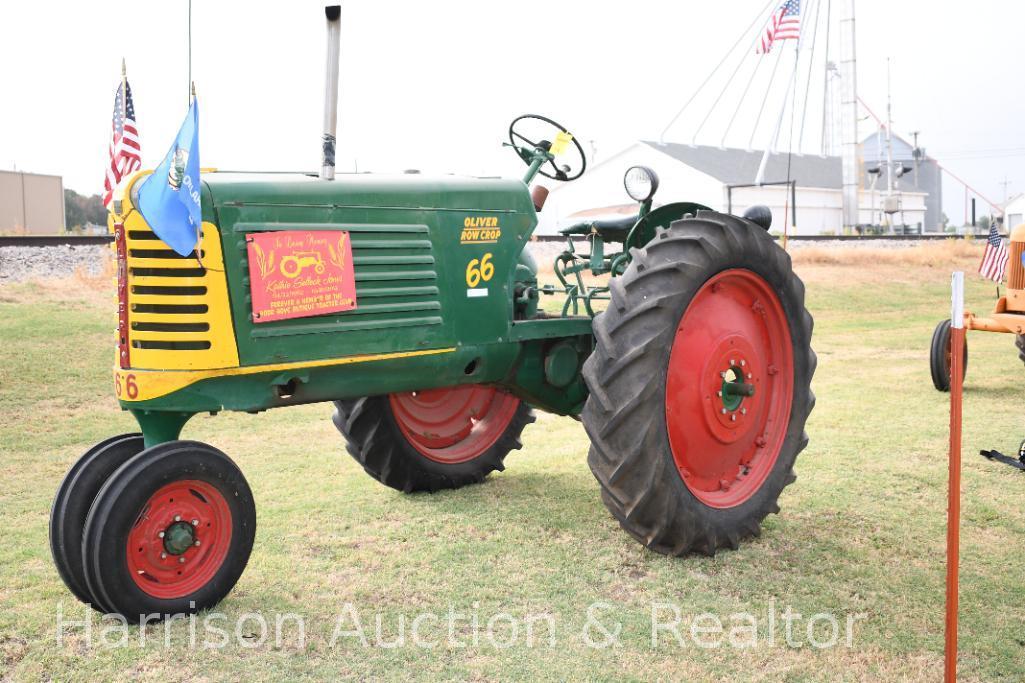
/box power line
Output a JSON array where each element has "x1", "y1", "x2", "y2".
[
  {"x1": 658, "y1": 0, "x2": 776, "y2": 144},
  {"x1": 797, "y1": 0, "x2": 823, "y2": 149},
  {"x1": 747, "y1": 46, "x2": 786, "y2": 150},
  {"x1": 720, "y1": 54, "x2": 766, "y2": 147},
  {"x1": 692, "y1": 5, "x2": 775, "y2": 145},
  {"x1": 820, "y1": 0, "x2": 833, "y2": 155}
]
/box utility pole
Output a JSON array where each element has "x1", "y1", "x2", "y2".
[
  {"x1": 999, "y1": 176, "x2": 1012, "y2": 207},
  {"x1": 910, "y1": 130, "x2": 920, "y2": 188}
]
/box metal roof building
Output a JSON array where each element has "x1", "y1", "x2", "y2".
[
  {"x1": 648, "y1": 141, "x2": 843, "y2": 189},
  {"x1": 539, "y1": 140, "x2": 931, "y2": 236}
]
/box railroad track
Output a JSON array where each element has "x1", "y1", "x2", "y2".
[{"x1": 0, "y1": 235, "x2": 114, "y2": 247}]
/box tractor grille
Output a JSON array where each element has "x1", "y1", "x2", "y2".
[
  {"x1": 121, "y1": 219, "x2": 239, "y2": 370},
  {"x1": 245, "y1": 223, "x2": 442, "y2": 338},
  {"x1": 1009, "y1": 239, "x2": 1025, "y2": 290}
]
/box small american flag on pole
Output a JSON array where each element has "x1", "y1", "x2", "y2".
[
  {"x1": 103, "y1": 75, "x2": 141, "y2": 209},
  {"x1": 978, "y1": 218, "x2": 1009, "y2": 282},
  {"x1": 758, "y1": 0, "x2": 802, "y2": 54}
]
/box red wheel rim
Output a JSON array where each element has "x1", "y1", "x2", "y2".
[
  {"x1": 389, "y1": 385, "x2": 520, "y2": 464},
  {"x1": 126, "y1": 480, "x2": 232, "y2": 599},
  {"x1": 665, "y1": 269, "x2": 794, "y2": 508}
]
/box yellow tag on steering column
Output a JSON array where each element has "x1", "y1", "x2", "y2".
[{"x1": 550, "y1": 131, "x2": 573, "y2": 156}]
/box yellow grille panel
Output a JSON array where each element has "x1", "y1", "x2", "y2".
[{"x1": 120, "y1": 211, "x2": 239, "y2": 371}]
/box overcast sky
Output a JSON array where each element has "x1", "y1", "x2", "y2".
[{"x1": 1, "y1": 0, "x2": 1022, "y2": 222}]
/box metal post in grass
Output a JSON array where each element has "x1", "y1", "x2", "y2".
[{"x1": 945, "y1": 271, "x2": 965, "y2": 683}]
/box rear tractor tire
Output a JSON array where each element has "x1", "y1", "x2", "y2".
[
  {"x1": 930, "y1": 319, "x2": 968, "y2": 392},
  {"x1": 581, "y1": 210, "x2": 815, "y2": 556},
  {"x1": 332, "y1": 385, "x2": 534, "y2": 493}
]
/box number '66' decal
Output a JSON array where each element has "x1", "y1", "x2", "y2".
[
  {"x1": 466, "y1": 253, "x2": 495, "y2": 288},
  {"x1": 115, "y1": 372, "x2": 139, "y2": 400}
]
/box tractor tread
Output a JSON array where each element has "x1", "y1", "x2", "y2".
[
  {"x1": 332, "y1": 395, "x2": 534, "y2": 493},
  {"x1": 580, "y1": 212, "x2": 815, "y2": 557}
]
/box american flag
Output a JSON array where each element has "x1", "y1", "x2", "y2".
[
  {"x1": 758, "y1": 0, "x2": 802, "y2": 54},
  {"x1": 978, "y1": 218, "x2": 1009, "y2": 282},
  {"x1": 103, "y1": 79, "x2": 141, "y2": 209}
]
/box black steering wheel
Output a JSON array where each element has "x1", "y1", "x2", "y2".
[{"x1": 508, "y1": 114, "x2": 587, "y2": 181}]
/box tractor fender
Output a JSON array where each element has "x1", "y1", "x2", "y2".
[{"x1": 625, "y1": 201, "x2": 712, "y2": 252}]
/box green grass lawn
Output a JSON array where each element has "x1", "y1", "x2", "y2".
[{"x1": 2, "y1": 254, "x2": 1025, "y2": 681}]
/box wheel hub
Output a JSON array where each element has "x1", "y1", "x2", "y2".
[
  {"x1": 703, "y1": 338, "x2": 761, "y2": 442},
  {"x1": 162, "y1": 520, "x2": 196, "y2": 555},
  {"x1": 126, "y1": 479, "x2": 232, "y2": 599}
]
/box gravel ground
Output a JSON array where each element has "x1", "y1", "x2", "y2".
[
  {"x1": 0, "y1": 239, "x2": 946, "y2": 283},
  {"x1": 0, "y1": 246, "x2": 112, "y2": 283}
]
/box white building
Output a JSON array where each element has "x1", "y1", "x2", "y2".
[
  {"x1": 539, "y1": 141, "x2": 927, "y2": 236},
  {"x1": 1005, "y1": 193, "x2": 1025, "y2": 230}
]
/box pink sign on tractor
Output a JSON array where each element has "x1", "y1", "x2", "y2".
[{"x1": 246, "y1": 230, "x2": 357, "y2": 323}]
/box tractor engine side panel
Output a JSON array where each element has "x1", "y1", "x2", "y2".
[{"x1": 209, "y1": 176, "x2": 537, "y2": 383}]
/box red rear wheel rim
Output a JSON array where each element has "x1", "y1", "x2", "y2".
[
  {"x1": 665, "y1": 269, "x2": 794, "y2": 508},
  {"x1": 126, "y1": 480, "x2": 232, "y2": 599},
  {"x1": 389, "y1": 386, "x2": 520, "y2": 464}
]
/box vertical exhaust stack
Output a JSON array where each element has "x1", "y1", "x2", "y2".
[{"x1": 320, "y1": 5, "x2": 341, "y2": 180}]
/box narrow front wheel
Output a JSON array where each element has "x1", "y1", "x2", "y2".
[{"x1": 81, "y1": 441, "x2": 256, "y2": 621}]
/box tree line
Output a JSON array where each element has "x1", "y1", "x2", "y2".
[{"x1": 64, "y1": 189, "x2": 107, "y2": 231}]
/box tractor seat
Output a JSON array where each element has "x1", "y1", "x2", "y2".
[{"x1": 559, "y1": 214, "x2": 639, "y2": 242}]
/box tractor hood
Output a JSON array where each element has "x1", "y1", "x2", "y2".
[{"x1": 202, "y1": 172, "x2": 535, "y2": 214}]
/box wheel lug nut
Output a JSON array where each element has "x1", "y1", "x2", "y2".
[
  {"x1": 747, "y1": 373, "x2": 752, "y2": 379},
  {"x1": 730, "y1": 414, "x2": 737, "y2": 422},
  {"x1": 158, "y1": 531, "x2": 165, "y2": 538},
  {"x1": 174, "y1": 515, "x2": 181, "y2": 522},
  {"x1": 721, "y1": 408, "x2": 727, "y2": 414},
  {"x1": 717, "y1": 390, "x2": 722, "y2": 397},
  {"x1": 179, "y1": 557, "x2": 186, "y2": 564},
  {"x1": 740, "y1": 360, "x2": 746, "y2": 366},
  {"x1": 191, "y1": 519, "x2": 199, "y2": 526},
  {"x1": 194, "y1": 540, "x2": 201, "y2": 547},
  {"x1": 741, "y1": 408, "x2": 747, "y2": 415},
  {"x1": 161, "y1": 552, "x2": 167, "y2": 559}
]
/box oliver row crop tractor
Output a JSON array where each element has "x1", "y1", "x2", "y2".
[{"x1": 49, "y1": 8, "x2": 815, "y2": 621}]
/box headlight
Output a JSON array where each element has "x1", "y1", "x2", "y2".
[{"x1": 624, "y1": 166, "x2": 659, "y2": 202}]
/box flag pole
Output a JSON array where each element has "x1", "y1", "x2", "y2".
[
  {"x1": 944, "y1": 271, "x2": 965, "y2": 683},
  {"x1": 187, "y1": 0, "x2": 192, "y2": 106},
  {"x1": 121, "y1": 58, "x2": 127, "y2": 118}
]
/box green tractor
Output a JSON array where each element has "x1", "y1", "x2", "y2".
[{"x1": 49, "y1": 10, "x2": 814, "y2": 622}]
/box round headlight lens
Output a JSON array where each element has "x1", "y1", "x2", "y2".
[{"x1": 624, "y1": 166, "x2": 659, "y2": 202}]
